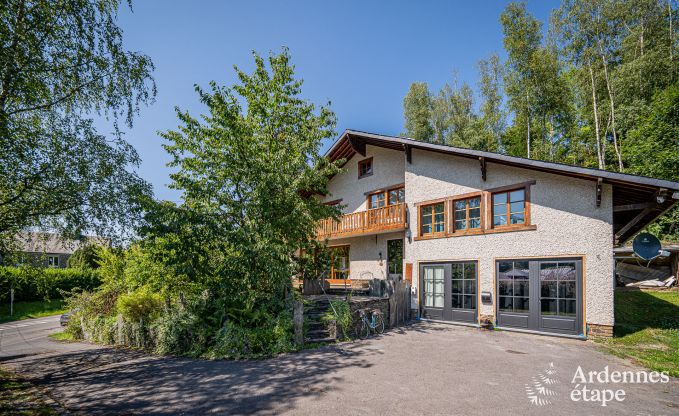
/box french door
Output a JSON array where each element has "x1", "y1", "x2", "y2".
[
  {"x1": 420, "y1": 262, "x2": 477, "y2": 323},
  {"x1": 496, "y1": 258, "x2": 583, "y2": 335}
]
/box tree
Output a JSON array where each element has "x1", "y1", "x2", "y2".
[
  {"x1": 501, "y1": 2, "x2": 542, "y2": 158},
  {"x1": 150, "y1": 49, "x2": 341, "y2": 319},
  {"x1": 402, "y1": 82, "x2": 434, "y2": 141},
  {"x1": 68, "y1": 244, "x2": 103, "y2": 269},
  {"x1": 625, "y1": 81, "x2": 679, "y2": 240},
  {"x1": 0, "y1": 0, "x2": 156, "y2": 251},
  {"x1": 477, "y1": 54, "x2": 506, "y2": 152}
]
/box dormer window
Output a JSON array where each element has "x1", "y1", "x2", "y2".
[{"x1": 358, "y1": 157, "x2": 373, "y2": 179}]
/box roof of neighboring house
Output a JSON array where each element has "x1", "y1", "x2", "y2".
[
  {"x1": 16, "y1": 232, "x2": 109, "y2": 255},
  {"x1": 326, "y1": 129, "x2": 679, "y2": 245}
]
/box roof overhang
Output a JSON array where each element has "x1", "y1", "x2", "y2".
[{"x1": 326, "y1": 130, "x2": 679, "y2": 245}]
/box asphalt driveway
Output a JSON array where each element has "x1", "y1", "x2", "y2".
[{"x1": 1, "y1": 316, "x2": 677, "y2": 415}]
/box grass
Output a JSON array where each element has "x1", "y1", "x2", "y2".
[
  {"x1": 594, "y1": 290, "x2": 679, "y2": 378},
  {"x1": 0, "y1": 367, "x2": 59, "y2": 415},
  {"x1": 0, "y1": 300, "x2": 67, "y2": 324},
  {"x1": 48, "y1": 331, "x2": 76, "y2": 342}
]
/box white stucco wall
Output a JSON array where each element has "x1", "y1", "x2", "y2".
[
  {"x1": 404, "y1": 149, "x2": 615, "y2": 327},
  {"x1": 322, "y1": 145, "x2": 405, "y2": 213},
  {"x1": 328, "y1": 231, "x2": 405, "y2": 280}
]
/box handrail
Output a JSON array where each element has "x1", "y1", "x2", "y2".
[{"x1": 317, "y1": 203, "x2": 407, "y2": 239}]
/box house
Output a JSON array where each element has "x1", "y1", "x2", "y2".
[
  {"x1": 317, "y1": 130, "x2": 679, "y2": 338},
  {"x1": 14, "y1": 232, "x2": 108, "y2": 269}
]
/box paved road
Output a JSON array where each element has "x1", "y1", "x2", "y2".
[{"x1": 1, "y1": 316, "x2": 677, "y2": 415}]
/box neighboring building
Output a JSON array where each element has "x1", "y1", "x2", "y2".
[
  {"x1": 14, "y1": 233, "x2": 108, "y2": 269},
  {"x1": 317, "y1": 130, "x2": 679, "y2": 338}
]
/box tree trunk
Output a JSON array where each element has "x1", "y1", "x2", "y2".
[
  {"x1": 589, "y1": 64, "x2": 604, "y2": 169},
  {"x1": 600, "y1": 51, "x2": 623, "y2": 171},
  {"x1": 526, "y1": 91, "x2": 531, "y2": 158}
]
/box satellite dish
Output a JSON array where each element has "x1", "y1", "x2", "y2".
[{"x1": 632, "y1": 233, "x2": 661, "y2": 261}]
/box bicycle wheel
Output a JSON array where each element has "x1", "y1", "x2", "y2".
[
  {"x1": 359, "y1": 320, "x2": 370, "y2": 339},
  {"x1": 374, "y1": 313, "x2": 385, "y2": 334},
  {"x1": 352, "y1": 317, "x2": 366, "y2": 339}
]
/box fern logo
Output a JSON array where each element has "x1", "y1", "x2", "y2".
[{"x1": 525, "y1": 362, "x2": 559, "y2": 406}]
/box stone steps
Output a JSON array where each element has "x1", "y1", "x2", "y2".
[{"x1": 303, "y1": 299, "x2": 336, "y2": 344}]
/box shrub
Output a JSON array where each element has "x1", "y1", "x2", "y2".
[
  {"x1": 208, "y1": 312, "x2": 295, "y2": 359},
  {"x1": 153, "y1": 306, "x2": 213, "y2": 357},
  {"x1": 0, "y1": 266, "x2": 101, "y2": 302},
  {"x1": 323, "y1": 299, "x2": 351, "y2": 340},
  {"x1": 117, "y1": 288, "x2": 164, "y2": 323}
]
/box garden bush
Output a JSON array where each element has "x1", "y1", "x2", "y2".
[
  {"x1": 117, "y1": 288, "x2": 164, "y2": 323},
  {"x1": 0, "y1": 266, "x2": 101, "y2": 302},
  {"x1": 208, "y1": 312, "x2": 295, "y2": 359}
]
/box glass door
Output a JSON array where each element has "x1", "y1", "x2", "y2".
[
  {"x1": 420, "y1": 262, "x2": 478, "y2": 323},
  {"x1": 387, "y1": 239, "x2": 404, "y2": 280},
  {"x1": 422, "y1": 265, "x2": 445, "y2": 320}
]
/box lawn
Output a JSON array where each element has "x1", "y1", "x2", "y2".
[
  {"x1": 0, "y1": 367, "x2": 59, "y2": 415},
  {"x1": 0, "y1": 300, "x2": 67, "y2": 324},
  {"x1": 595, "y1": 290, "x2": 679, "y2": 378}
]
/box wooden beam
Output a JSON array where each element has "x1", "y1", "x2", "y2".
[
  {"x1": 347, "y1": 134, "x2": 366, "y2": 156},
  {"x1": 596, "y1": 178, "x2": 603, "y2": 207},
  {"x1": 479, "y1": 157, "x2": 487, "y2": 181},
  {"x1": 615, "y1": 207, "x2": 655, "y2": 243},
  {"x1": 404, "y1": 144, "x2": 412, "y2": 164},
  {"x1": 613, "y1": 202, "x2": 655, "y2": 212}
]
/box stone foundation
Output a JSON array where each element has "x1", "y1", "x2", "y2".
[{"x1": 587, "y1": 323, "x2": 614, "y2": 337}]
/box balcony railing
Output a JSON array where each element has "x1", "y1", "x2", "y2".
[{"x1": 317, "y1": 203, "x2": 407, "y2": 240}]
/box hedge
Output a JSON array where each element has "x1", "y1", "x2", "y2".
[{"x1": 0, "y1": 266, "x2": 101, "y2": 302}]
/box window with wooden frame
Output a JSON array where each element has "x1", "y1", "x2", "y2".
[
  {"x1": 452, "y1": 195, "x2": 482, "y2": 232},
  {"x1": 358, "y1": 157, "x2": 373, "y2": 179},
  {"x1": 367, "y1": 185, "x2": 405, "y2": 209},
  {"x1": 420, "y1": 202, "x2": 446, "y2": 236},
  {"x1": 329, "y1": 245, "x2": 350, "y2": 280},
  {"x1": 490, "y1": 182, "x2": 533, "y2": 228}
]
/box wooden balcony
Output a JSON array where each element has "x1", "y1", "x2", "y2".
[{"x1": 317, "y1": 203, "x2": 407, "y2": 240}]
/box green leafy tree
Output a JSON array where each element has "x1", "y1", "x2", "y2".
[
  {"x1": 150, "y1": 49, "x2": 341, "y2": 322},
  {"x1": 68, "y1": 244, "x2": 103, "y2": 269},
  {"x1": 625, "y1": 81, "x2": 679, "y2": 240},
  {"x1": 402, "y1": 82, "x2": 434, "y2": 141},
  {"x1": 477, "y1": 54, "x2": 506, "y2": 152},
  {"x1": 0, "y1": 0, "x2": 156, "y2": 251}
]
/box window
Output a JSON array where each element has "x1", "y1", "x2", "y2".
[
  {"x1": 451, "y1": 262, "x2": 477, "y2": 310},
  {"x1": 539, "y1": 262, "x2": 577, "y2": 316},
  {"x1": 367, "y1": 186, "x2": 404, "y2": 209},
  {"x1": 388, "y1": 188, "x2": 405, "y2": 205},
  {"x1": 47, "y1": 255, "x2": 59, "y2": 268},
  {"x1": 493, "y1": 188, "x2": 526, "y2": 227},
  {"x1": 420, "y1": 202, "x2": 445, "y2": 236},
  {"x1": 369, "y1": 192, "x2": 386, "y2": 209},
  {"x1": 329, "y1": 246, "x2": 350, "y2": 280},
  {"x1": 358, "y1": 157, "x2": 373, "y2": 179},
  {"x1": 498, "y1": 260, "x2": 530, "y2": 313},
  {"x1": 453, "y1": 196, "x2": 481, "y2": 232}
]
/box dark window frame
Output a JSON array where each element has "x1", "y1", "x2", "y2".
[{"x1": 357, "y1": 157, "x2": 373, "y2": 179}]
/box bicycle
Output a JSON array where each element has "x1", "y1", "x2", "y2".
[{"x1": 353, "y1": 308, "x2": 385, "y2": 339}]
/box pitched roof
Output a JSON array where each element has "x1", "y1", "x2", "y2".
[
  {"x1": 17, "y1": 232, "x2": 110, "y2": 254},
  {"x1": 326, "y1": 129, "x2": 679, "y2": 245}
]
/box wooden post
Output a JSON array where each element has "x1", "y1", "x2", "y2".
[
  {"x1": 293, "y1": 300, "x2": 304, "y2": 347},
  {"x1": 9, "y1": 288, "x2": 14, "y2": 316}
]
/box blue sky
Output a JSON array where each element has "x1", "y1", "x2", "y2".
[{"x1": 112, "y1": 0, "x2": 559, "y2": 201}]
